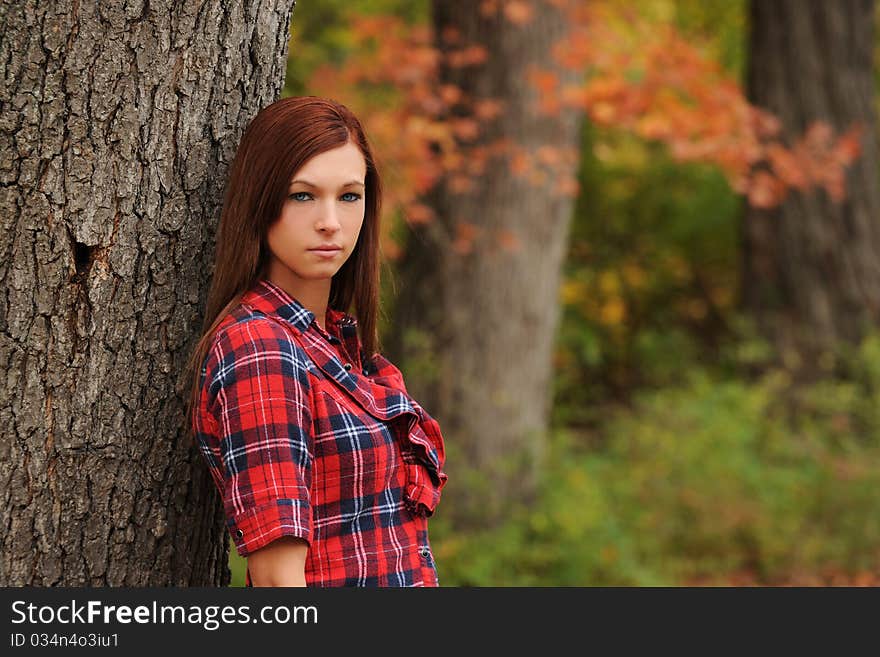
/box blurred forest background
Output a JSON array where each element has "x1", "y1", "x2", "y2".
[
  {"x1": 226, "y1": 0, "x2": 880, "y2": 586},
  {"x1": 7, "y1": 0, "x2": 876, "y2": 587}
]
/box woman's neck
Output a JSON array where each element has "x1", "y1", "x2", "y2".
[{"x1": 264, "y1": 269, "x2": 332, "y2": 331}]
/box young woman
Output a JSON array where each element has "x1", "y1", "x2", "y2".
[{"x1": 186, "y1": 96, "x2": 448, "y2": 587}]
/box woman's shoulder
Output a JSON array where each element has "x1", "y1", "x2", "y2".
[
  {"x1": 211, "y1": 302, "x2": 279, "y2": 341},
  {"x1": 205, "y1": 305, "x2": 312, "y2": 376}
]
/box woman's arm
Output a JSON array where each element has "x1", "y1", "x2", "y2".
[
  {"x1": 248, "y1": 536, "x2": 309, "y2": 587},
  {"x1": 201, "y1": 318, "x2": 316, "y2": 585}
]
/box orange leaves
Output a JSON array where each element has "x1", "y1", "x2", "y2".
[
  {"x1": 524, "y1": 0, "x2": 866, "y2": 208},
  {"x1": 832, "y1": 125, "x2": 863, "y2": 165},
  {"x1": 500, "y1": 141, "x2": 581, "y2": 197},
  {"x1": 440, "y1": 26, "x2": 462, "y2": 45},
  {"x1": 480, "y1": 0, "x2": 536, "y2": 25},
  {"x1": 496, "y1": 228, "x2": 522, "y2": 252},
  {"x1": 529, "y1": 69, "x2": 560, "y2": 96},
  {"x1": 528, "y1": 68, "x2": 563, "y2": 116},
  {"x1": 555, "y1": 175, "x2": 580, "y2": 197},
  {"x1": 306, "y1": 11, "x2": 483, "y2": 257},
  {"x1": 473, "y1": 98, "x2": 504, "y2": 120},
  {"x1": 452, "y1": 221, "x2": 479, "y2": 255},
  {"x1": 305, "y1": 0, "x2": 868, "y2": 263},
  {"x1": 503, "y1": 1, "x2": 534, "y2": 26},
  {"x1": 451, "y1": 117, "x2": 481, "y2": 141},
  {"x1": 404, "y1": 202, "x2": 435, "y2": 225},
  {"x1": 747, "y1": 171, "x2": 787, "y2": 209},
  {"x1": 445, "y1": 45, "x2": 489, "y2": 68},
  {"x1": 508, "y1": 147, "x2": 530, "y2": 177},
  {"x1": 535, "y1": 145, "x2": 564, "y2": 166},
  {"x1": 741, "y1": 122, "x2": 866, "y2": 207},
  {"x1": 451, "y1": 221, "x2": 523, "y2": 255},
  {"x1": 765, "y1": 144, "x2": 808, "y2": 189},
  {"x1": 438, "y1": 83, "x2": 463, "y2": 106}
]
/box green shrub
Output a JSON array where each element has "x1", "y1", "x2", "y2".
[{"x1": 430, "y1": 333, "x2": 880, "y2": 586}]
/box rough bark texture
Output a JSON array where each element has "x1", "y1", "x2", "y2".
[
  {"x1": 389, "y1": 1, "x2": 583, "y2": 526},
  {"x1": 743, "y1": 0, "x2": 880, "y2": 369},
  {"x1": 0, "y1": 0, "x2": 296, "y2": 585}
]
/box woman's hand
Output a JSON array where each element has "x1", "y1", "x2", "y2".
[{"x1": 247, "y1": 536, "x2": 309, "y2": 587}]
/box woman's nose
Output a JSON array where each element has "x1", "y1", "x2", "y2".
[{"x1": 316, "y1": 202, "x2": 341, "y2": 231}]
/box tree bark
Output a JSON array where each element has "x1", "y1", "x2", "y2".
[
  {"x1": 0, "y1": 0, "x2": 296, "y2": 585},
  {"x1": 389, "y1": 0, "x2": 583, "y2": 526},
  {"x1": 743, "y1": 0, "x2": 880, "y2": 370}
]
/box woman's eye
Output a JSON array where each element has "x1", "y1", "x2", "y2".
[
  {"x1": 289, "y1": 191, "x2": 311, "y2": 201},
  {"x1": 341, "y1": 192, "x2": 362, "y2": 202}
]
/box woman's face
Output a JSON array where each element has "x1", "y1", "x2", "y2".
[{"x1": 265, "y1": 140, "x2": 367, "y2": 287}]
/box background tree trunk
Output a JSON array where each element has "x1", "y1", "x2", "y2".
[
  {"x1": 742, "y1": 0, "x2": 880, "y2": 370},
  {"x1": 0, "y1": 0, "x2": 296, "y2": 585},
  {"x1": 389, "y1": 0, "x2": 583, "y2": 526}
]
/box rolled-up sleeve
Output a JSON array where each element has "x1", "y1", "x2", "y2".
[{"x1": 202, "y1": 317, "x2": 314, "y2": 557}]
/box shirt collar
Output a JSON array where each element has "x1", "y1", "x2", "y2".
[{"x1": 241, "y1": 278, "x2": 357, "y2": 333}]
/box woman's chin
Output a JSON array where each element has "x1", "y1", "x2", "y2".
[{"x1": 301, "y1": 266, "x2": 342, "y2": 280}]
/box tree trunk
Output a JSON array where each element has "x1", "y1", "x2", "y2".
[
  {"x1": 389, "y1": 0, "x2": 583, "y2": 526},
  {"x1": 0, "y1": 0, "x2": 296, "y2": 585},
  {"x1": 742, "y1": 0, "x2": 880, "y2": 370}
]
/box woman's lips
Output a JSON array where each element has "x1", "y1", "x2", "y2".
[{"x1": 309, "y1": 247, "x2": 342, "y2": 258}]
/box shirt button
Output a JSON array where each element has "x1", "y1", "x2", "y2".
[
  {"x1": 419, "y1": 547, "x2": 431, "y2": 558},
  {"x1": 362, "y1": 368, "x2": 369, "y2": 376},
  {"x1": 235, "y1": 529, "x2": 244, "y2": 539},
  {"x1": 343, "y1": 363, "x2": 352, "y2": 371}
]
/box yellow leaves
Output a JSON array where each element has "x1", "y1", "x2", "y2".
[
  {"x1": 600, "y1": 298, "x2": 627, "y2": 325},
  {"x1": 560, "y1": 279, "x2": 586, "y2": 306},
  {"x1": 598, "y1": 270, "x2": 620, "y2": 296},
  {"x1": 637, "y1": 114, "x2": 673, "y2": 140},
  {"x1": 562, "y1": 270, "x2": 629, "y2": 330},
  {"x1": 621, "y1": 263, "x2": 647, "y2": 289},
  {"x1": 590, "y1": 102, "x2": 617, "y2": 124}
]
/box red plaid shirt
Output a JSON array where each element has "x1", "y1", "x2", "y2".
[{"x1": 193, "y1": 279, "x2": 448, "y2": 587}]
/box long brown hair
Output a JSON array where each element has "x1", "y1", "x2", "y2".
[{"x1": 183, "y1": 96, "x2": 383, "y2": 433}]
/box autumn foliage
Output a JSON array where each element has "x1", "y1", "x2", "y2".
[
  {"x1": 271, "y1": 0, "x2": 880, "y2": 588},
  {"x1": 304, "y1": 0, "x2": 864, "y2": 255}
]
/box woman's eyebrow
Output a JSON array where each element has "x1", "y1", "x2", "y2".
[{"x1": 289, "y1": 179, "x2": 365, "y2": 188}]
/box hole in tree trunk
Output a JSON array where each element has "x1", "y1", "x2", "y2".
[{"x1": 73, "y1": 242, "x2": 94, "y2": 279}]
